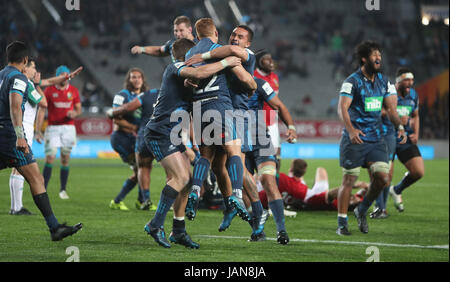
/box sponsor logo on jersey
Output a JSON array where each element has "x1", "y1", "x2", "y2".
[
  {"x1": 364, "y1": 97, "x2": 383, "y2": 112},
  {"x1": 54, "y1": 102, "x2": 72, "y2": 108},
  {"x1": 396, "y1": 105, "x2": 412, "y2": 117}
]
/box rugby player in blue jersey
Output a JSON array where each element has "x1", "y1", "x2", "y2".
[
  {"x1": 107, "y1": 88, "x2": 160, "y2": 211},
  {"x1": 183, "y1": 18, "x2": 257, "y2": 227},
  {"x1": 246, "y1": 77, "x2": 297, "y2": 244},
  {"x1": 0, "y1": 41, "x2": 81, "y2": 241},
  {"x1": 372, "y1": 68, "x2": 424, "y2": 217},
  {"x1": 183, "y1": 25, "x2": 267, "y2": 235},
  {"x1": 143, "y1": 38, "x2": 243, "y2": 248},
  {"x1": 131, "y1": 16, "x2": 196, "y2": 62},
  {"x1": 109, "y1": 68, "x2": 148, "y2": 211},
  {"x1": 336, "y1": 41, "x2": 406, "y2": 235}
]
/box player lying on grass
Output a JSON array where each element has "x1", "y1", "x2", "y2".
[{"x1": 250, "y1": 159, "x2": 368, "y2": 211}]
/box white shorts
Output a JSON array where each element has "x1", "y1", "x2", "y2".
[
  {"x1": 23, "y1": 122, "x2": 34, "y2": 148},
  {"x1": 304, "y1": 180, "x2": 329, "y2": 203},
  {"x1": 267, "y1": 122, "x2": 280, "y2": 149},
  {"x1": 44, "y1": 125, "x2": 77, "y2": 155}
]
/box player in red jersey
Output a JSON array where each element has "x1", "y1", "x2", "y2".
[
  {"x1": 254, "y1": 50, "x2": 283, "y2": 162},
  {"x1": 256, "y1": 159, "x2": 368, "y2": 211},
  {"x1": 42, "y1": 65, "x2": 82, "y2": 200}
]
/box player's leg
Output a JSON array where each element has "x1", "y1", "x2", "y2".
[
  {"x1": 136, "y1": 151, "x2": 156, "y2": 210},
  {"x1": 58, "y1": 150, "x2": 71, "y2": 199},
  {"x1": 169, "y1": 153, "x2": 199, "y2": 249},
  {"x1": 258, "y1": 160, "x2": 289, "y2": 244},
  {"x1": 145, "y1": 151, "x2": 191, "y2": 248},
  {"x1": 372, "y1": 161, "x2": 393, "y2": 219},
  {"x1": 17, "y1": 161, "x2": 82, "y2": 240},
  {"x1": 337, "y1": 172, "x2": 359, "y2": 235},
  {"x1": 9, "y1": 168, "x2": 31, "y2": 215}
]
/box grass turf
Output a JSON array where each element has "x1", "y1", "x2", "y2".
[{"x1": 0, "y1": 158, "x2": 448, "y2": 262}]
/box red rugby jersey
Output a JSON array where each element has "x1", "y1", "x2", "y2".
[
  {"x1": 254, "y1": 68, "x2": 279, "y2": 126},
  {"x1": 44, "y1": 84, "x2": 80, "y2": 125},
  {"x1": 278, "y1": 173, "x2": 308, "y2": 201}
]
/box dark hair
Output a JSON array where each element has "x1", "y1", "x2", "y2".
[
  {"x1": 291, "y1": 159, "x2": 307, "y2": 178},
  {"x1": 124, "y1": 68, "x2": 148, "y2": 93},
  {"x1": 255, "y1": 49, "x2": 270, "y2": 69},
  {"x1": 26, "y1": 56, "x2": 36, "y2": 67},
  {"x1": 6, "y1": 41, "x2": 29, "y2": 64},
  {"x1": 236, "y1": 25, "x2": 254, "y2": 42},
  {"x1": 172, "y1": 38, "x2": 196, "y2": 61},
  {"x1": 396, "y1": 67, "x2": 413, "y2": 77},
  {"x1": 355, "y1": 40, "x2": 381, "y2": 66}
]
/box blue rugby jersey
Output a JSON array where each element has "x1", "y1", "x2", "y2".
[
  {"x1": 112, "y1": 89, "x2": 141, "y2": 127},
  {"x1": 137, "y1": 88, "x2": 159, "y2": 136},
  {"x1": 339, "y1": 69, "x2": 396, "y2": 142},
  {"x1": 146, "y1": 62, "x2": 192, "y2": 136},
  {"x1": 185, "y1": 38, "x2": 232, "y2": 104},
  {"x1": 228, "y1": 48, "x2": 256, "y2": 111},
  {"x1": 382, "y1": 88, "x2": 419, "y2": 137},
  {"x1": 0, "y1": 66, "x2": 28, "y2": 132}
]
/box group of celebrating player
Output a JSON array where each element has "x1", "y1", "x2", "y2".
[{"x1": 0, "y1": 15, "x2": 424, "y2": 247}]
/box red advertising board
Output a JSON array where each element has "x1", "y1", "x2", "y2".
[
  {"x1": 74, "y1": 117, "x2": 113, "y2": 136},
  {"x1": 278, "y1": 120, "x2": 344, "y2": 138}
]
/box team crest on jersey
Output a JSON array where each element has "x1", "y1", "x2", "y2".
[{"x1": 67, "y1": 92, "x2": 73, "y2": 100}]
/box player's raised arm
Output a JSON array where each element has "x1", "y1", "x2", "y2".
[
  {"x1": 38, "y1": 67, "x2": 83, "y2": 88},
  {"x1": 179, "y1": 56, "x2": 242, "y2": 80},
  {"x1": 131, "y1": 45, "x2": 168, "y2": 57}
]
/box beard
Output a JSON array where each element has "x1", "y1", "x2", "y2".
[{"x1": 364, "y1": 60, "x2": 382, "y2": 76}]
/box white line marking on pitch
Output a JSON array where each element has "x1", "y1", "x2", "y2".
[{"x1": 197, "y1": 235, "x2": 449, "y2": 250}]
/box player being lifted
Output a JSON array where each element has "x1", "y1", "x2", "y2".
[
  {"x1": 372, "y1": 67, "x2": 424, "y2": 217},
  {"x1": 336, "y1": 40, "x2": 406, "y2": 235},
  {"x1": 183, "y1": 25, "x2": 268, "y2": 238},
  {"x1": 131, "y1": 16, "x2": 197, "y2": 61},
  {"x1": 9, "y1": 57, "x2": 82, "y2": 215},
  {"x1": 109, "y1": 68, "x2": 147, "y2": 211},
  {"x1": 143, "y1": 38, "x2": 242, "y2": 248},
  {"x1": 0, "y1": 41, "x2": 82, "y2": 240},
  {"x1": 185, "y1": 18, "x2": 257, "y2": 226}
]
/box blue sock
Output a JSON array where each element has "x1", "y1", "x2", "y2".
[
  {"x1": 268, "y1": 199, "x2": 286, "y2": 232},
  {"x1": 172, "y1": 218, "x2": 186, "y2": 235},
  {"x1": 358, "y1": 196, "x2": 373, "y2": 215},
  {"x1": 394, "y1": 173, "x2": 416, "y2": 195},
  {"x1": 43, "y1": 163, "x2": 52, "y2": 189},
  {"x1": 143, "y1": 189, "x2": 150, "y2": 202},
  {"x1": 227, "y1": 155, "x2": 243, "y2": 190},
  {"x1": 32, "y1": 192, "x2": 59, "y2": 230},
  {"x1": 60, "y1": 166, "x2": 69, "y2": 191},
  {"x1": 251, "y1": 201, "x2": 263, "y2": 219},
  {"x1": 375, "y1": 188, "x2": 386, "y2": 210},
  {"x1": 114, "y1": 178, "x2": 137, "y2": 203},
  {"x1": 383, "y1": 186, "x2": 389, "y2": 209},
  {"x1": 150, "y1": 185, "x2": 179, "y2": 229},
  {"x1": 192, "y1": 157, "x2": 210, "y2": 187},
  {"x1": 338, "y1": 216, "x2": 348, "y2": 229}
]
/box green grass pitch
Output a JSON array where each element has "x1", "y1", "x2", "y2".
[{"x1": 0, "y1": 158, "x2": 448, "y2": 262}]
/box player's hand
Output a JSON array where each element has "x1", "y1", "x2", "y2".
[
  {"x1": 286, "y1": 128, "x2": 297, "y2": 143},
  {"x1": 33, "y1": 72, "x2": 41, "y2": 85},
  {"x1": 16, "y1": 138, "x2": 29, "y2": 154},
  {"x1": 106, "y1": 108, "x2": 114, "y2": 119},
  {"x1": 184, "y1": 54, "x2": 204, "y2": 66},
  {"x1": 131, "y1": 45, "x2": 143, "y2": 55},
  {"x1": 398, "y1": 129, "x2": 407, "y2": 144},
  {"x1": 35, "y1": 131, "x2": 44, "y2": 144},
  {"x1": 184, "y1": 79, "x2": 198, "y2": 89},
  {"x1": 224, "y1": 56, "x2": 242, "y2": 68},
  {"x1": 67, "y1": 111, "x2": 76, "y2": 119},
  {"x1": 349, "y1": 128, "x2": 365, "y2": 144},
  {"x1": 409, "y1": 133, "x2": 418, "y2": 144},
  {"x1": 69, "y1": 66, "x2": 83, "y2": 79}
]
